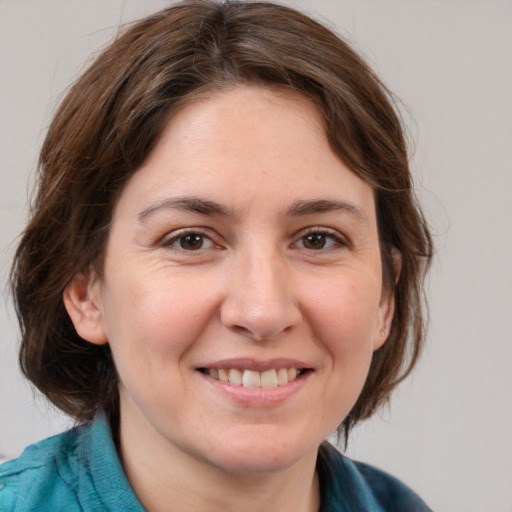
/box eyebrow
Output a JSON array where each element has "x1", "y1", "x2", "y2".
[
  {"x1": 287, "y1": 199, "x2": 368, "y2": 223},
  {"x1": 138, "y1": 196, "x2": 232, "y2": 222},
  {"x1": 138, "y1": 196, "x2": 368, "y2": 223}
]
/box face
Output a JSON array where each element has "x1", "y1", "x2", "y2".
[{"x1": 67, "y1": 85, "x2": 393, "y2": 477}]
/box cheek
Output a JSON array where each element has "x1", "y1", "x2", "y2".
[
  {"x1": 300, "y1": 276, "x2": 382, "y2": 433},
  {"x1": 303, "y1": 274, "x2": 381, "y2": 360},
  {"x1": 100, "y1": 266, "x2": 220, "y2": 366},
  {"x1": 98, "y1": 269, "x2": 221, "y2": 416}
]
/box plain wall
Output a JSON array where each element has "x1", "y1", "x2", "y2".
[{"x1": 1, "y1": 1, "x2": 511, "y2": 510}]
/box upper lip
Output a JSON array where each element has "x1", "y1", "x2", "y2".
[{"x1": 196, "y1": 358, "x2": 312, "y2": 372}]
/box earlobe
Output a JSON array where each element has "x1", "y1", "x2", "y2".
[
  {"x1": 374, "y1": 249, "x2": 401, "y2": 350},
  {"x1": 391, "y1": 248, "x2": 402, "y2": 286},
  {"x1": 374, "y1": 290, "x2": 395, "y2": 350},
  {"x1": 63, "y1": 270, "x2": 108, "y2": 345}
]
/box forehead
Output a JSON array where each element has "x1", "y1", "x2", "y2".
[
  {"x1": 159, "y1": 85, "x2": 326, "y2": 163},
  {"x1": 114, "y1": 85, "x2": 376, "y2": 223}
]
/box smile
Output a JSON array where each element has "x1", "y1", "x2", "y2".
[{"x1": 199, "y1": 367, "x2": 307, "y2": 388}]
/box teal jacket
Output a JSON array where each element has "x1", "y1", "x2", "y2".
[{"x1": 0, "y1": 413, "x2": 431, "y2": 511}]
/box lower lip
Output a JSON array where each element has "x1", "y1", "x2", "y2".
[{"x1": 198, "y1": 371, "x2": 311, "y2": 407}]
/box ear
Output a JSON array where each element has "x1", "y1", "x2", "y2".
[
  {"x1": 63, "y1": 269, "x2": 108, "y2": 345},
  {"x1": 374, "y1": 249, "x2": 402, "y2": 350}
]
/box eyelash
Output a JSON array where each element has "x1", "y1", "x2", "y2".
[
  {"x1": 160, "y1": 227, "x2": 347, "y2": 253},
  {"x1": 293, "y1": 228, "x2": 347, "y2": 251},
  {"x1": 161, "y1": 229, "x2": 218, "y2": 251}
]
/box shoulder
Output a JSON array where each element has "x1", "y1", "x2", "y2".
[
  {"x1": 0, "y1": 414, "x2": 143, "y2": 512},
  {"x1": 351, "y1": 460, "x2": 432, "y2": 512},
  {"x1": 318, "y1": 442, "x2": 432, "y2": 512},
  {"x1": 0, "y1": 425, "x2": 90, "y2": 511}
]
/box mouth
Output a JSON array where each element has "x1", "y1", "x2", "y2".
[{"x1": 198, "y1": 367, "x2": 310, "y2": 389}]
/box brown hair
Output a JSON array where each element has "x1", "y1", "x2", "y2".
[{"x1": 11, "y1": 0, "x2": 432, "y2": 439}]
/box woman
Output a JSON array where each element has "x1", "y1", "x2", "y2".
[{"x1": 0, "y1": 1, "x2": 432, "y2": 510}]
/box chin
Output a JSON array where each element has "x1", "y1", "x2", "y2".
[
  {"x1": 209, "y1": 450, "x2": 304, "y2": 476},
  {"x1": 200, "y1": 428, "x2": 318, "y2": 475}
]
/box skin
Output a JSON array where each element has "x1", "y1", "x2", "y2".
[{"x1": 64, "y1": 85, "x2": 394, "y2": 512}]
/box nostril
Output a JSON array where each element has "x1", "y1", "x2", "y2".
[
  {"x1": 219, "y1": 274, "x2": 302, "y2": 340},
  {"x1": 233, "y1": 324, "x2": 263, "y2": 341}
]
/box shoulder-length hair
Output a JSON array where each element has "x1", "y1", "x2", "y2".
[{"x1": 11, "y1": 0, "x2": 432, "y2": 440}]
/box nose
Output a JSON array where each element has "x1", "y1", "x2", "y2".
[{"x1": 220, "y1": 249, "x2": 302, "y2": 341}]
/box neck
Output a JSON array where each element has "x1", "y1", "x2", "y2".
[{"x1": 118, "y1": 412, "x2": 321, "y2": 512}]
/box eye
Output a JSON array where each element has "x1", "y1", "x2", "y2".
[
  {"x1": 163, "y1": 231, "x2": 216, "y2": 251},
  {"x1": 294, "y1": 229, "x2": 345, "y2": 250}
]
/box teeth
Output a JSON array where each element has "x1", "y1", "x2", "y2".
[
  {"x1": 228, "y1": 368, "x2": 243, "y2": 386},
  {"x1": 277, "y1": 368, "x2": 288, "y2": 386},
  {"x1": 242, "y1": 370, "x2": 261, "y2": 388},
  {"x1": 206, "y1": 367, "x2": 302, "y2": 388},
  {"x1": 261, "y1": 369, "x2": 278, "y2": 388}
]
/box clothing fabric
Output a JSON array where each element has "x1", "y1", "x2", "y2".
[{"x1": 0, "y1": 413, "x2": 431, "y2": 511}]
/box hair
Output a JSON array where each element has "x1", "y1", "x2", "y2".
[{"x1": 11, "y1": 0, "x2": 432, "y2": 441}]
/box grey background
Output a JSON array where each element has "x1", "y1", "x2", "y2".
[{"x1": 1, "y1": 1, "x2": 511, "y2": 510}]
